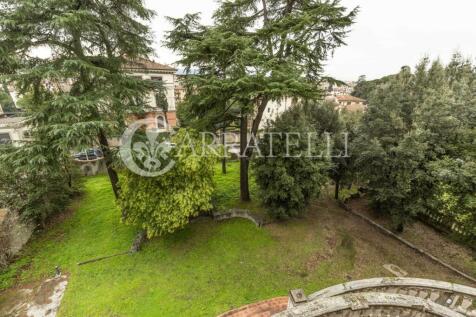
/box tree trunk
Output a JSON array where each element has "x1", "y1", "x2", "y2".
[
  {"x1": 250, "y1": 96, "x2": 269, "y2": 141},
  {"x1": 240, "y1": 114, "x2": 250, "y2": 202},
  {"x1": 98, "y1": 129, "x2": 120, "y2": 200},
  {"x1": 334, "y1": 179, "x2": 340, "y2": 200},
  {"x1": 237, "y1": 96, "x2": 270, "y2": 202},
  {"x1": 221, "y1": 126, "x2": 227, "y2": 174}
]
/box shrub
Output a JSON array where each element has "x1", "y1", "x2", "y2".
[
  {"x1": 118, "y1": 129, "x2": 217, "y2": 238},
  {"x1": 0, "y1": 144, "x2": 82, "y2": 228},
  {"x1": 253, "y1": 106, "x2": 329, "y2": 218},
  {"x1": 428, "y1": 158, "x2": 476, "y2": 244}
]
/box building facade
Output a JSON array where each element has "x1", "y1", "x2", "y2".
[
  {"x1": 323, "y1": 81, "x2": 356, "y2": 96},
  {"x1": 259, "y1": 97, "x2": 296, "y2": 129},
  {"x1": 326, "y1": 94, "x2": 367, "y2": 112},
  {"x1": 0, "y1": 116, "x2": 29, "y2": 146},
  {"x1": 124, "y1": 59, "x2": 178, "y2": 131}
]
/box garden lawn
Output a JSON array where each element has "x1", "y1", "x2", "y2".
[
  {"x1": 0, "y1": 162, "x2": 471, "y2": 316},
  {"x1": 213, "y1": 162, "x2": 264, "y2": 214},
  {"x1": 0, "y1": 165, "x2": 343, "y2": 316}
]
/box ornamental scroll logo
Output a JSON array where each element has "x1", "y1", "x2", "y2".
[{"x1": 119, "y1": 119, "x2": 175, "y2": 177}]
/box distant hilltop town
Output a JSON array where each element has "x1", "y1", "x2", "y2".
[{"x1": 322, "y1": 80, "x2": 357, "y2": 96}]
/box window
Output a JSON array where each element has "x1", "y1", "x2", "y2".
[
  {"x1": 157, "y1": 115, "x2": 167, "y2": 130},
  {"x1": 151, "y1": 76, "x2": 163, "y2": 81},
  {"x1": 0, "y1": 133, "x2": 11, "y2": 144}
]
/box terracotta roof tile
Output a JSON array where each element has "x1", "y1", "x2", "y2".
[
  {"x1": 125, "y1": 59, "x2": 176, "y2": 72},
  {"x1": 336, "y1": 95, "x2": 366, "y2": 103},
  {"x1": 218, "y1": 297, "x2": 288, "y2": 317}
]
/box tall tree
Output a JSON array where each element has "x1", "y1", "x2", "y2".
[
  {"x1": 253, "y1": 104, "x2": 329, "y2": 218},
  {"x1": 166, "y1": 0, "x2": 357, "y2": 201},
  {"x1": 356, "y1": 56, "x2": 476, "y2": 234},
  {"x1": 0, "y1": 0, "x2": 156, "y2": 198}
]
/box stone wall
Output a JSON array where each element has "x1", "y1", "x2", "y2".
[
  {"x1": 212, "y1": 209, "x2": 264, "y2": 227},
  {"x1": 74, "y1": 159, "x2": 106, "y2": 177},
  {"x1": 273, "y1": 278, "x2": 476, "y2": 317},
  {"x1": 274, "y1": 292, "x2": 466, "y2": 317},
  {"x1": 0, "y1": 209, "x2": 34, "y2": 269}
]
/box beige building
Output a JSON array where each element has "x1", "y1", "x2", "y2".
[
  {"x1": 0, "y1": 59, "x2": 180, "y2": 150},
  {"x1": 0, "y1": 116, "x2": 29, "y2": 146},
  {"x1": 326, "y1": 94, "x2": 367, "y2": 112},
  {"x1": 124, "y1": 60, "x2": 178, "y2": 131},
  {"x1": 322, "y1": 81, "x2": 356, "y2": 96},
  {"x1": 259, "y1": 97, "x2": 297, "y2": 129}
]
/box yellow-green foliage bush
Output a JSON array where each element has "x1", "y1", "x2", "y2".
[{"x1": 118, "y1": 129, "x2": 217, "y2": 238}]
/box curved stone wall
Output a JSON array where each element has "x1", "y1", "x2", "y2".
[
  {"x1": 307, "y1": 278, "x2": 476, "y2": 316},
  {"x1": 274, "y1": 292, "x2": 465, "y2": 317},
  {"x1": 213, "y1": 209, "x2": 263, "y2": 227},
  {"x1": 216, "y1": 278, "x2": 476, "y2": 317}
]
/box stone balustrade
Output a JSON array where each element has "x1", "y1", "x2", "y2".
[
  {"x1": 307, "y1": 278, "x2": 476, "y2": 316},
  {"x1": 274, "y1": 292, "x2": 466, "y2": 317},
  {"x1": 218, "y1": 277, "x2": 476, "y2": 317}
]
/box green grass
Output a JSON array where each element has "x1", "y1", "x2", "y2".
[
  {"x1": 0, "y1": 166, "x2": 358, "y2": 316},
  {"x1": 213, "y1": 161, "x2": 265, "y2": 215},
  {"x1": 2, "y1": 163, "x2": 468, "y2": 316}
]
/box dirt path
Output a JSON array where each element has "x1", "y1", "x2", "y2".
[
  {"x1": 347, "y1": 198, "x2": 476, "y2": 281},
  {"x1": 0, "y1": 275, "x2": 68, "y2": 317},
  {"x1": 308, "y1": 198, "x2": 476, "y2": 287}
]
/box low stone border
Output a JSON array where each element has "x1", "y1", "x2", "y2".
[
  {"x1": 274, "y1": 292, "x2": 465, "y2": 317},
  {"x1": 339, "y1": 201, "x2": 476, "y2": 284},
  {"x1": 212, "y1": 209, "x2": 264, "y2": 227},
  {"x1": 79, "y1": 210, "x2": 266, "y2": 266},
  {"x1": 191, "y1": 208, "x2": 270, "y2": 228}
]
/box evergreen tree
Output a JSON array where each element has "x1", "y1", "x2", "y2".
[
  {"x1": 0, "y1": 0, "x2": 156, "y2": 198},
  {"x1": 166, "y1": 0, "x2": 357, "y2": 201},
  {"x1": 253, "y1": 105, "x2": 328, "y2": 218},
  {"x1": 302, "y1": 101, "x2": 359, "y2": 200},
  {"x1": 357, "y1": 55, "x2": 476, "y2": 234}
]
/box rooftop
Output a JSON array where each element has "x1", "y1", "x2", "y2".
[
  {"x1": 124, "y1": 59, "x2": 177, "y2": 73},
  {"x1": 336, "y1": 95, "x2": 366, "y2": 103}
]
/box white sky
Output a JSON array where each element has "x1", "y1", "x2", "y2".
[{"x1": 146, "y1": 0, "x2": 476, "y2": 81}]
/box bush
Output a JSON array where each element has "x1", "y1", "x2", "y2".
[
  {"x1": 427, "y1": 158, "x2": 476, "y2": 244},
  {"x1": 253, "y1": 106, "x2": 329, "y2": 218},
  {"x1": 0, "y1": 144, "x2": 82, "y2": 227},
  {"x1": 118, "y1": 129, "x2": 217, "y2": 238}
]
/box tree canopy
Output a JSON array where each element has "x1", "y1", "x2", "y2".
[
  {"x1": 166, "y1": 0, "x2": 357, "y2": 201},
  {"x1": 0, "y1": 0, "x2": 158, "y2": 198},
  {"x1": 356, "y1": 54, "x2": 476, "y2": 237}
]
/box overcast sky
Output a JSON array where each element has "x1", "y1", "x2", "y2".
[{"x1": 146, "y1": 0, "x2": 476, "y2": 81}]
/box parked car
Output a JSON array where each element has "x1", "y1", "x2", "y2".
[{"x1": 74, "y1": 148, "x2": 104, "y2": 161}]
